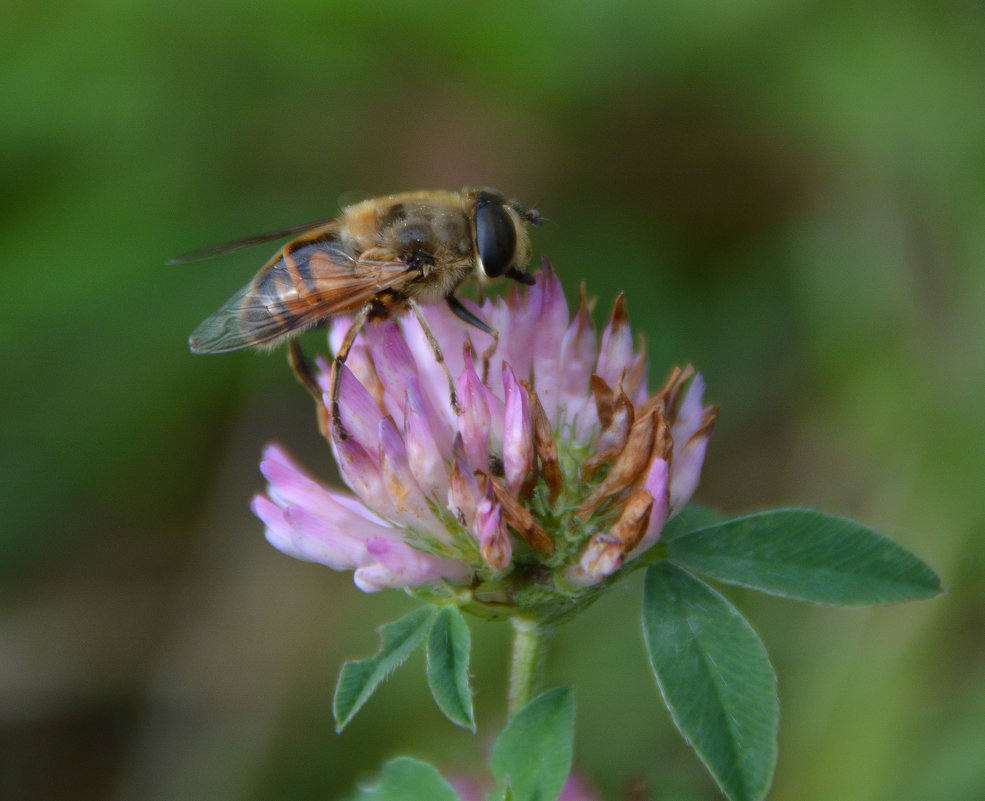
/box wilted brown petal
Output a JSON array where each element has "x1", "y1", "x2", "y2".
[
  {"x1": 488, "y1": 476, "x2": 554, "y2": 556},
  {"x1": 654, "y1": 405, "x2": 672, "y2": 462},
  {"x1": 591, "y1": 374, "x2": 618, "y2": 430},
  {"x1": 449, "y1": 459, "x2": 479, "y2": 529},
  {"x1": 655, "y1": 364, "x2": 696, "y2": 423},
  {"x1": 530, "y1": 390, "x2": 563, "y2": 505},
  {"x1": 607, "y1": 489, "x2": 654, "y2": 551},
  {"x1": 694, "y1": 404, "x2": 722, "y2": 442},
  {"x1": 623, "y1": 340, "x2": 648, "y2": 403},
  {"x1": 572, "y1": 537, "x2": 624, "y2": 584},
  {"x1": 570, "y1": 488, "x2": 654, "y2": 583},
  {"x1": 595, "y1": 294, "x2": 633, "y2": 388},
  {"x1": 610, "y1": 292, "x2": 628, "y2": 327},
  {"x1": 581, "y1": 375, "x2": 634, "y2": 479},
  {"x1": 577, "y1": 408, "x2": 657, "y2": 519}
]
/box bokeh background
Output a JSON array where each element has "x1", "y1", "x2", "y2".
[{"x1": 3, "y1": 2, "x2": 984, "y2": 799}]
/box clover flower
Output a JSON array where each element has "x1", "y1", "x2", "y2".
[{"x1": 252, "y1": 262, "x2": 718, "y2": 616}]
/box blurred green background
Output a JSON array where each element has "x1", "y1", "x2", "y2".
[{"x1": 3, "y1": 1, "x2": 984, "y2": 799}]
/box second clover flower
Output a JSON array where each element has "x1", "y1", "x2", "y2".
[{"x1": 253, "y1": 262, "x2": 719, "y2": 614}]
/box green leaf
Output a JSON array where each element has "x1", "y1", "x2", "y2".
[
  {"x1": 668, "y1": 509, "x2": 942, "y2": 606},
  {"x1": 355, "y1": 757, "x2": 459, "y2": 801},
  {"x1": 490, "y1": 688, "x2": 574, "y2": 801},
  {"x1": 643, "y1": 562, "x2": 778, "y2": 801},
  {"x1": 660, "y1": 503, "x2": 725, "y2": 542},
  {"x1": 334, "y1": 605, "x2": 437, "y2": 732},
  {"x1": 426, "y1": 606, "x2": 475, "y2": 731}
]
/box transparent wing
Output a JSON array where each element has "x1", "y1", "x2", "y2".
[
  {"x1": 189, "y1": 246, "x2": 415, "y2": 354},
  {"x1": 169, "y1": 218, "x2": 339, "y2": 264}
]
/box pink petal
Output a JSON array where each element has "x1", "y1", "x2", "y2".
[
  {"x1": 559, "y1": 299, "x2": 599, "y2": 441},
  {"x1": 626, "y1": 353, "x2": 650, "y2": 408},
  {"x1": 502, "y1": 364, "x2": 533, "y2": 494},
  {"x1": 354, "y1": 537, "x2": 470, "y2": 592},
  {"x1": 404, "y1": 376, "x2": 451, "y2": 500},
  {"x1": 559, "y1": 297, "x2": 597, "y2": 401},
  {"x1": 455, "y1": 295, "x2": 498, "y2": 363},
  {"x1": 475, "y1": 494, "x2": 511, "y2": 571},
  {"x1": 467, "y1": 296, "x2": 509, "y2": 394},
  {"x1": 669, "y1": 430, "x2": 710, "y2": 516},
  {"x1": 670, "y1": 374, "x2": 706, "y2": 449},
  {"x1": 342, "y1": 343, "x2": 377, "y2": 400},
  {"x1": 491, "y1": 284, "x2": 535, "y2": 384},
  {"x1": 457, "y1": 348, "x2": 491, "y2": 474},
  {"x1": 595, "y1": 295, "x2": 634, "y2": 387},
  {"x1": 371, "y1": 322, "x2": 419, "y2": 426},
  {"x1": 259, "y1": 443, "x2": 389, "y2": 529},
  {"x1": 484, "y1": 385, "x2": 506, "y2": 456},
  {"x1": 252, "y1": 493, "x2": 384, "y2": 571},
  {"x1": 400, "y1": 303, "x2": 468, "y2": 425},
  {"x1": 628, "y1": 457, "x2": 670, "y2": 558},
  {"x1": 565, "y1": 537, "x2": 623, "y2": 587},
  {"x1": 326, "y1": 492, "x2": 391, "y2": 528},
  {"x1": 666, "y1": 375, "x2": 712, "y2": 516},
  {"x1": 448, "y1": 457, "x2": 481, "y2": 533},
  {"x1": 283, "y1": 503, "x2": 376, "y2": 568},
  {"x1": 378, "y1": 417, "x2": 445, "y2": 537},
  {"x1": 328, "y1": 315, "x2": 352, "y2": 356},
  {"x1": 330, "y1": 363, "x2": 383, "y2": 455},
  {"x1": 333, "y1": 436, "x2": 392, "y2": 517},
  {"x1": 530, "y1": 262, "x2": 569, "y2": 423},
  {"x1": 252, "y1": 494, "x2": 306, "y2": 561}
]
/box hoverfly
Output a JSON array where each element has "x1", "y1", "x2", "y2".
[{"x1": 179, "y1": 188, "x2": 541, "y2": 438}]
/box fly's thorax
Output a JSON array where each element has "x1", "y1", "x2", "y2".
[
  {"x1": 376, "y1": 197, "x2": 472, "y2": 259},
  {"x1": 350, "y1": 192, "x2": 478, "y2": 303}
]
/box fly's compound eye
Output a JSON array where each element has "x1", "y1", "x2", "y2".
[{"x1": 475, "y1": 201, "x2": 517, "y2": 278}]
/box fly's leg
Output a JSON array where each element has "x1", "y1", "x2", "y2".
[
  {"x1": 328, "y1": 303, "x2": 373, "y2": 440},
  {"x1": 287, "y1": 339, "x2": 333, "y2": 437},
  {"x1": 288, "y1": 339, "x2": 321, "y2": 399},
  {"x1": 410, "y1": 298, "x2": 461, "y2": 416},
  {"x1": 479, "y1": 330, "x2": 499, "y2": 384},
  {"x1": 446, "y1": 294, "x2": 499, "y2": 384}
]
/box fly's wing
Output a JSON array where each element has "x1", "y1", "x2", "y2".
[
  {"x1": 189, "y1": 243, "x2": 414, "y2": 353},
  {"x1": 169, "y1": 219, "x2": 339, "y2": 264}
]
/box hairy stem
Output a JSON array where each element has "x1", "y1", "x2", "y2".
[{"x1": 507, "y1": 617, "x2": 553, "y2": 718}]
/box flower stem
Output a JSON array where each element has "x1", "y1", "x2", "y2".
[{"x1": 508, "y1": 616, "x2": 552, "y2": 718}]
